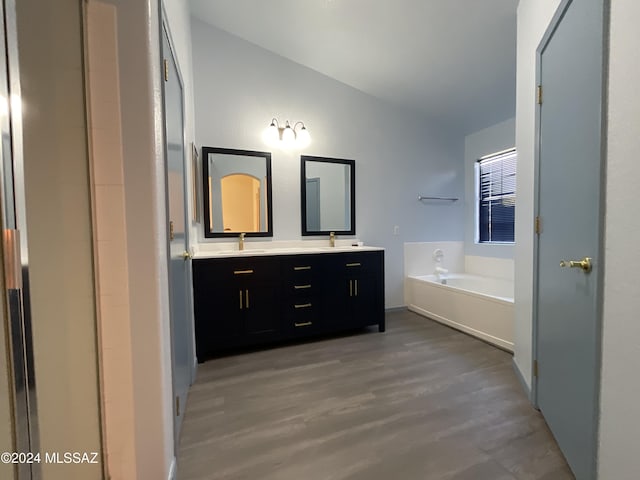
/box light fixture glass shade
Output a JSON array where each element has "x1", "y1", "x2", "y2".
[
  {"x1": 297, "y1": 126, "x2": 311, "y2": 148},
  {"x1": 282, "y1": 123, "x2": 295, "y2": 146},
  {"x1": 264, "y1": 121, "x2": 280, "y2": 145}
]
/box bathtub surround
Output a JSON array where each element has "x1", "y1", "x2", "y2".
[
  {"x1": 404, "y1": 242, "x2": 514, "y2": 281},
  {"x1": 403, "y1": 241, "x2": 465, "y2": 278},
  {"x1": 465, "y1": 255, "x2": 514, "y2": 282},
  {"x1": 191, "y1": 19, "x2": 465, "y2": 308},
  {"x1": 464, "y1": 118, "x2": 516, "y2": 259}
]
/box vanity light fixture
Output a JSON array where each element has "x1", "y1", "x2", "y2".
[{"x1": 265, "y1": 118, "x2": 311, "y2": 149}]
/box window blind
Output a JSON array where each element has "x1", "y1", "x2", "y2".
[{"x1": 477, "y1": 149, "x2": 516, "y2": 243}]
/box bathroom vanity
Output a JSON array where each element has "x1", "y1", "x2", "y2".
[{"x1": 192, "y1": 248, "x2": 385, "y2": 359}]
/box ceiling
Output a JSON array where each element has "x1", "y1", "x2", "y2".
[{"x1": 188, "y1": 0, "x2": 518, "y2": 135}]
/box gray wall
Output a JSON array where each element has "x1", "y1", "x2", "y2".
[
  {"x1": 464, "y1": 117, "x2": 515, "y2": 259},
  {"x1": 191, "y1": 19, "x2": 465, "y2": 307}
]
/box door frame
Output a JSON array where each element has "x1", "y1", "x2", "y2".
[
  {"x1": 531, "y1": 0, "x2": 610, "y2": 467},
  {"x1": 159, "y1": 5, "x2": 196, "y2": 448},
  {"x1": 1, "y1": 0, "x2": 41, "y2": 478}
]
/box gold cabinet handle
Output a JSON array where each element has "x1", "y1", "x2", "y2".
[
  {"x1": 294, "y1": 284, "x2": 311, "y2": 290},
  {"x1": 295, "y1": 321, "x2": 313, "y2": 327},
  {"x1": 355, "y1": 279, "x2": 358, "y2": 296},
  {"x1": 234, "y1": 269, "x2": 254, "y2": 275},
  {"x1": 559, "y1": 257, "x2": 592, "y2": 273},
  {"x1": 245, "y1": 289, "x2": 250, "y2": 308},
  {"x1": 349, "y1": 279, "x2": 353, "y2": 297},
  {"x1": 294, "y1": 303, "x2": 312, "y2": 309},
  {"x1": 294, "y1": 265, "x2": 311, "y2": 271},
  {"x1": 346, "y1": 262, "x2": 361, "y2": 267},
  {"x1": 239, "y1": 290, "x2": 243, "y2": 310}
]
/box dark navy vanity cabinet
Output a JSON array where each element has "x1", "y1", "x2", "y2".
[{"x1": 192, "y1": 250, "x2": 385, "y2": 360}]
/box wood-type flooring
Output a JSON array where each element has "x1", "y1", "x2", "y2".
[{"x1": 178, "y1": 310, "x2": 573, "y2": 480}]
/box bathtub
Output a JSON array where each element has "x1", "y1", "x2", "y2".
[{"x1": 405, "y1": 273, "x2": 514, "y2": 351}]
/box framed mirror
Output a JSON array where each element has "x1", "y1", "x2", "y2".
[
  {"x1": 202, "y1": 147, "x2": 273, "y2": 238},
  {"x1": 301, "y1": 155, "x2": 355, "y2": 236}
]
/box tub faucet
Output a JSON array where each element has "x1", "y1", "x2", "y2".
[
  {"x1": 435, "y1": 266, "x2": 448, "y2": 283},
  {"x1": 239, "y1": 232, "x2": 245, "y2": 251},
  {"x1": 329, "y1": 232, "x2": 335, "y2": 247}
]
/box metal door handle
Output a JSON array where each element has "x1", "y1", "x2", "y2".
[
  {"x1": 245, "y1": 289, "x2": 250, "y2": 308},
  {"x1": 182, "y1": 251, "x2": 192, "y2": 260},
  {"x1": 559, "y1": 257, "x2": 592, "y2": 273}
]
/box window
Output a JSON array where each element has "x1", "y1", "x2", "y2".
[{"x1": 477, "y1": 148, "x2": 516, "y2": 243}]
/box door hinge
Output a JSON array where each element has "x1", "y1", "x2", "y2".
[
  {"x1": 537, "y1": 85, "x2": 543, "y2": 105},
  {"x1": 175, "y1": 396, "x2": 180, "y2": 417},
  {"x1": 535, "y1": 216, "x2": 542, "y2": 235},
  {"x1": 164, "y1": 59, "x2": 169, "y2": 82},
  {"x1": 533, "y1": 360, "x2": 539, "y2": 378},
  {"x1": 169, "y1": 220, "x2": 174, "y2": 241}
]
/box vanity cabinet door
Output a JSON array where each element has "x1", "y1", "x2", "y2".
[
  {"x1": 329, "y1": 251, "x2": 385, "y2": 331},
  {"x1": 242, "y1": 281, "x2": 280, "y2": 337},
  {"x1": 193, "y1": 257, "x2": 281, "y2": 358}
]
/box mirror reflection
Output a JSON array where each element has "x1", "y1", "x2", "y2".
[
  {"x1": 202, "y1": 147, "x2": 273, "y2": 237},
  {"x1": 301, "y1": 155, "x2": 355, "y2": 235}
]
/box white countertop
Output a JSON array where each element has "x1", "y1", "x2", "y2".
[{"x1": 191, "y1": 242, "x2": 383, "y2": 259}]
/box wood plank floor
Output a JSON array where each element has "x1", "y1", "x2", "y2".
[{"x1": 177, "y1": 310, "x2": 573, "y2": 480}]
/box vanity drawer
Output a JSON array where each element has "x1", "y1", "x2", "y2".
[
  {"x1": 281, "y1": 255, "x2": 324, "y2": 292},
  {"x1": 283, "y1": 279, "x2": 317, "y2": 297},
  {"x1": 194, "y1": 257, "x2": 278, "y2": 283},
  {"x1": 284, "y1": 302, "x2": 320, "y2": 334},
  {"x1": 327, "y1": 251, "x2": 383, "y2": 273}
]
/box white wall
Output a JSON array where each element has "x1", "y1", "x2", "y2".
[
  {"x1": 514, "y1": 0, "x2": 562, "y2": 391},
  {"x1": 598, "y1": 0, "x2": 640, "y2": 477},
  {"x1": 464, "y1": 117, "x2": 515, "y2": 259},
  {"x1": 18, "y1": 1, "x2": 102, "y2": 478},
  {"x1": 96, "y1": 0, "x2": 178, "y2": 478},
  {"x1": 191, "y1": 19, "x2": 466, "y2": 308}
]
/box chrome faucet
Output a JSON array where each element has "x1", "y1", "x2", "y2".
[
  {"x1": 329, "y1": 232, "x2": 335, "y2": 247},
  {"x1": 239, "y1": 233, "x2": 245, "y2": 251}
]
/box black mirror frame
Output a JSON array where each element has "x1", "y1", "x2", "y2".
[
  {"x1": 300, "y1": 155, "x2": 356, "y2": 236},
  {"x1": 202, "y1": 146, "x2": 273, "y2": 238}
]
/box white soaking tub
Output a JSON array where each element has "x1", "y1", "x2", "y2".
[{"x1": 405, "y1": 273, "x2": 514, "y2": 351}]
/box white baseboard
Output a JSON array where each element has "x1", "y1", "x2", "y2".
[{"x1": 192, "y1": 355, "x2": 198, "y2": 384}]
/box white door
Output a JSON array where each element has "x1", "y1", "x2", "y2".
[
  {"x1": 535, "y1": 1, "x2": 605, "y2": 479},
  {"x1": 162, "y1": 24, "x2": 193, "y2": 441}
]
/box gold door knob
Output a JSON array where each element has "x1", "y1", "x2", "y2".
[
  {"x1": 559, "y1": 257, "x2": 592, "y2": 273},
  {"x1": 182, "y1": 251, "x2": 192, "y2": 260}
]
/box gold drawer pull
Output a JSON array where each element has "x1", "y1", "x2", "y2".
[
  {"x1": 346, "y1": 262, "x2": 361, "y2": 267},
  {"x1": 294, "y1": 284, "x2": 311, "y2": 290},
  {"x1": 294, "y1": 303, "x2": 312, "y2": 309},
  {"x1": 294, "y1": 266, "x2": 311, "y2": 271},
  {"x1": 295, "y1": 321, "x2": 313, "y2": 327},
  {"x1": 234, "y1": 269, "x2": 254, "y2": 275}
]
